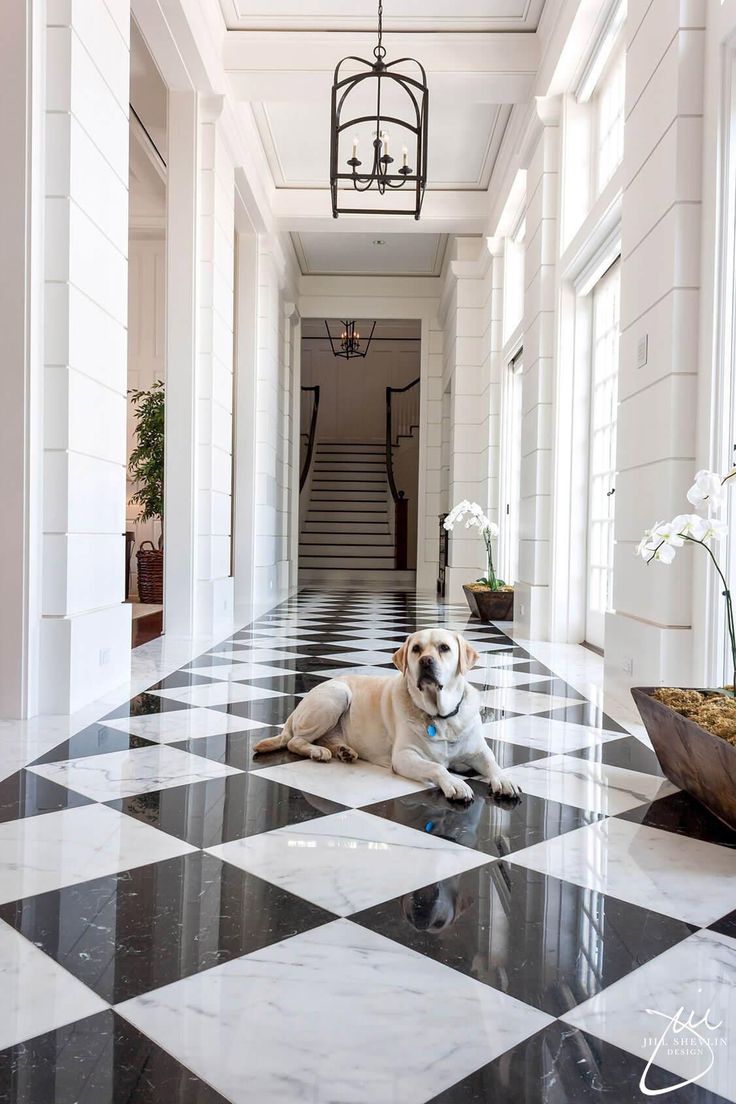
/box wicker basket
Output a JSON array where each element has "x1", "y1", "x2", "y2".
[{"x1": 136, "y1": 540, "x2": 163, "y2": 603}]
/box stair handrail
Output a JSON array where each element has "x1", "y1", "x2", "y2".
[
  {"x1": 300, "y1": 385, "x2": 320, "y2": 492},
  {"x1": 386, "y1": 377, "x2": 420, "y2": 569}
]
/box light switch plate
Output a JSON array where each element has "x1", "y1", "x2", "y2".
[{"x1": 636, "y1": 334, "x2": 648, "y2": 369}]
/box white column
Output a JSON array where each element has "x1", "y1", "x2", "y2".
[
  {"x1": 416, "y1": 315, "x2": 444, "y2": 592},
  {"x1": 605, "y1": 0, "x2": 705, "y2": 687},
  {"x1": 443, "y1": 237, "x2": 495, "y2": 602},
  {"x1": 40, "y1": 0, "x2": 132, "y2": 713},
  {"x1": 515, "y1": 95, "x2": 561, "y2": 639},
  {"x1": 233, "y1": 230, "x2": 258, "y2": 620},
  {"x1": 0, "y1": 2, "x2": 44, "y2": 718},
  {"x1": 196, "y1": 98, "x2": 235, "y2": 636},
  {"x1": 165, "y1": 94, "x2": 236, "y2": 639}
]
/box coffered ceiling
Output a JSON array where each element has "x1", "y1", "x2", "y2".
[{"x1": 217, "y1": 0, "x2": 547, "y2": 266}]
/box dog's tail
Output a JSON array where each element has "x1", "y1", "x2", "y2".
[{"x1": 253, "y1": 717, "x2": 292, "y2": 755}]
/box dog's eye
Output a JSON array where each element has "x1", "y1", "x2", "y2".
[
  {"x1": 412, "y1": 644, "x2": 421, "y2": 653},
  {"x1": 438, "y1": 643, "x2": 450, "y2": 653}
]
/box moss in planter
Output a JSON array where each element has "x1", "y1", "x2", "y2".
[
  {"x1": 653, "y1": 688, "x2": 736, "y2": 745},
  {"x1": 466, "y1": 583, "x2": 514, "y2": 593}
]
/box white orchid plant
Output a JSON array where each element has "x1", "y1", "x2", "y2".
[
  {"x1": 444, "y1": 500, "x2": 505, "y2": 591},
  {"x1": 638, "y1": 466, "x2": 736, "y2": 687}
]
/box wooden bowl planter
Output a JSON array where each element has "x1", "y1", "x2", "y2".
[
  {"x1": 462, "y1": 584, "x2": 514, "y2": 622},
  {"x1": 632, "y1": 687, "x2": 736, "y2": 830}
]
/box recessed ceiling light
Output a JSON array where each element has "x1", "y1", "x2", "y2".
[{"x1": 372, "y1": 239, "x2": 386, "y2": 246}]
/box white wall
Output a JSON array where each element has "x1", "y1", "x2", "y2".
[
  {"x1": 300, "y1": 331, "x2": 420, "y2": 442},
  {"x1": 40, "y1": 0, "x2": 132, "y2": 713}
]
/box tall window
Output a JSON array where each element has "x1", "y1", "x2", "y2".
[
  {"x1": 586, "y1": 259, "x2": 621, "y2": 649},
  {"x1": 499, "y1": 350, "x2": 523, "y2": 585},
  {"x1": 595, "y1": 41, "x2": 625, "y2": 193}
]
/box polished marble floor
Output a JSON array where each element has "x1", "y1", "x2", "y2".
[{"x1": 1, "y1": 590, "x2": 735, "y2": 1102}]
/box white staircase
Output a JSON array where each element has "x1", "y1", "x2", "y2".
[{"x1": 299, "y1": 442, "x2": 396, "y2": 571}]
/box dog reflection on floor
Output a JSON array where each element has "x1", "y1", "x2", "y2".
[{"x1": 399, "y1": 786, "x2": 521, "y2": 933}]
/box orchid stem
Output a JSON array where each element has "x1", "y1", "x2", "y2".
[{"x1": 685, "y1": 536, "x2": 736, "y2": 691}]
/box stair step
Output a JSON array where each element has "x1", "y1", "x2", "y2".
[
  {"x1": 300, "y1": 532, "x2": 393, "y2": 546},
  {"x1": 300, "y1": 555, "x2": 396, "y2": 569},
  {"x1": 308, "y1": 510, "x2": 387, "y2": 523}
]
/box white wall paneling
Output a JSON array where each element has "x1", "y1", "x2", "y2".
[
  {"x1": 0, "y1": 1, "x2": 44, "y2": 718},
  {"x1": 40, "y1": 0, "x2": 132, "y2": 714}
]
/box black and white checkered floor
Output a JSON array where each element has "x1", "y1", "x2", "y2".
[{"x1": 1, "y1": 590, "x2": 735, "y2": 1103}]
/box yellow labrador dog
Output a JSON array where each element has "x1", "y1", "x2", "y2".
[{"x1": 253, "y1": 629, "x2": 520, "y2": 803}]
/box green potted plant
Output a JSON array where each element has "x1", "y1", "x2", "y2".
[
  {"x1": 444, "y1": 500, "x2": 514, "y2": 621},
  {"x1": 129, "y1": 380, "x2": 164, "y2": 603},
  {"x1": 632, "y1": 466, "x2": 736, "y2": 828}
]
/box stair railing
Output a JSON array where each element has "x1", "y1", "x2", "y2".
[
  {"x1": 386, "y1": 377, "x2": 420, "y2": 569},
  {"x1": 299, "y1": 385, "x2": 320, "y2": 492}
]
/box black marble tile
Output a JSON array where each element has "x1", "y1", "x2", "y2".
[
  {"x1": 365, "y1": 779, "x2": 602, "y2": 860},
  {"x1": 538, "y1": 702, "x2": 629, "y2": 733},
  {"x1": 569, "y1": 735, "x2": 665, "y2": 777},
  {"x1": 0, "y1": 1009, "x2": 230, "y2": 1103},
  {"x1": 0, "y1": 851, "x2": 334, "y2": 1004},
  {"x1": 29, "y1": 724, "x2": 156, "y2": 767},
  {"x1": 619, "y1": 788, "x2": 736, "y2": 847},
  {"x1": 481, "y1": 707, "x2": 524, "y2": 723},
  {"x1": 709, "y1": 908, "x2": 736, "y2": 940},
  {"x1": 102, "y1": 692, "x2": 190, "y2": 722},
  {"x1": 145, "y1": 671, "x2": 221, "y2": 692},
  {"x1": 516, "y1": 678, "x2": 587, "y2": 701},
  {"x1": 212, "y1": 695, "x2": 301, "y2": 726},
  {"x1": 169, "y1": 725, "x2": 299, "y2": 772},
  {"x1": 353, "y1": 861, "x2": 696, "y2": 1017},
  {"x1": 239, "y1": 672, "x2": 330, "y2": 695},
  {"x1": 428, "y1": 1021, "x2": 731, "y2": 1104},
  {"x1": 108, "y1": 770, "x2": 345, "y2": 847},
  {"x1": 484, "y1": 737, "x2": 552, "y2": 768},
  {"x1": 245, "y1": 655, "x2": 357, "y2": 675},
  {"x1": 0, "y1": 769, "x2": 91, "y2": 823}
]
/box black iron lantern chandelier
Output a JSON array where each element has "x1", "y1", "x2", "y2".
[
  {"x1": 329, "y1": 0, "x2": 429, "y2": 220},
  {"x1": 325, "y1": 319, "x2": 377, "y2": 359}
]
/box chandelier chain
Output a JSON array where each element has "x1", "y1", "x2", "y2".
[{"x1": 375, "y1": 0, "x2": 385, "y2": 59}]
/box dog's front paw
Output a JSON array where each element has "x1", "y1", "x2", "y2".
[
  {"x1": 442, "y1": 777, "x2": 475, "y2": 804},
  {"x1": 487, "y1": 771, "x2": 522, "y2": 799}
]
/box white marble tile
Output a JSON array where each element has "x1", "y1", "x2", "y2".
[
  {"x1": 481, "y1": 687, "x2": 581, "y2": 715},
  {"x1": 208, "y1": 809, "x2": 491, "y2": 916},
  {"x1": 0, "y1": 804, "x2": 195, "y2": 904},
  {"x1": 253, "y1": 758, "x2": 429, "y2": 807},
  {"x1": 117, "y1": 918, "x2": 552, "y2": 1104},
  {"x1": 469, "y1": 668, "x2": 553, "y2": 689},
  {"x1": 148, "y1": 682, "x2": 283, "y2": 708},
  {"x1": 510, "y1": 816, "x2": 736, "y2": 926},
  {"x1": 563, "y1": 929, "x2": 736, "y2": 1102},
  {"x1": 0, "y1": 919, "x2": 107, "y2": 1051},
  {"x1": 102, "y1": 706, "x2": 265, "y2": 743},
  {"x1": 184, "y1": 661, "x2": 295, "y2": 681},
  {"x1": 486, "y1": 715, "x2": 631, "y2": 754},
  {"x1": 29, "y1": 744, "x2": 240, "y2": 801},
  {"x1": 320, "y1": 638, "x2": 408, "y2": 650},
  {"x1": 502, "y1": 753, "x2": 675, "y2": 815},
  {"x1": 469, "y1": 654, "x2": 527, "y2": 669},
  {"x1": 326, "y1": 649, "x2": 400, "y2": 665}
]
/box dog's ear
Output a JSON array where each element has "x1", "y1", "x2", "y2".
[
  {"x1": 456, "y1": 633, "x2": 480, "y2": 674},
  {"x1": 393, "y1": 636, "x2": 411, "y2": 674}
]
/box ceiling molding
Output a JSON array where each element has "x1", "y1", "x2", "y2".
[
  {"x1": 291, "y1": 233, "x2": 449, "y2": 277},
  {"x1": 218, "y1": 0, "x2": 545, "y2": 33}
]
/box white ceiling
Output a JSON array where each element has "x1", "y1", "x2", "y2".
[
  {"x1": 220, "y1": 1, "x2": 546, "y2": 32},
  {"x1": 302, "y1": 318, "x2": 422, "y2": 339},
  {"x1": 293, "y1": 232, "x2": 449, "y2": 276}
]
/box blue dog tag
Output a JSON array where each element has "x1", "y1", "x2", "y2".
[{"x1": 426, "y1": 724, "x2": 437, "y2": 738}]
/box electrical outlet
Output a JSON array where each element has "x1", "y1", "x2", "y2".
[
  {"x1": 636, "y1": 334, "x2": 648, "y2": 369},
  {"x1": 622, "y1": 656, "x2": 633, "y2": 676},
  {"x1": 99, "y1": 648, "x2": 111, "y2": 666}
]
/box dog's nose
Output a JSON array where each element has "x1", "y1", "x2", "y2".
[{"x1": 419, "y1": 654, "x2": 433, "y2": 667}]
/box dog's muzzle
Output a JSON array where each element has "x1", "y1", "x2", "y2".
[{"x1": 417, "y1": 656, "x2": 442, "y2": 691}]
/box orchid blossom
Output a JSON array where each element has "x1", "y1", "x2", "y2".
[
  {"x1": 640, "y1": 476, "x2": 735, "y2": 688},
  {"x1": 444, "y1": 500, "x2": 504, "y2": 590}
]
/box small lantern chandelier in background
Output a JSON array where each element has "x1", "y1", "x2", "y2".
[
  {"x1": 329, "y1": 0, "x2": 429, "y2": 219},
  {"x1": 324, "y1": 319, "x2": 377, "y2": 360}
]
